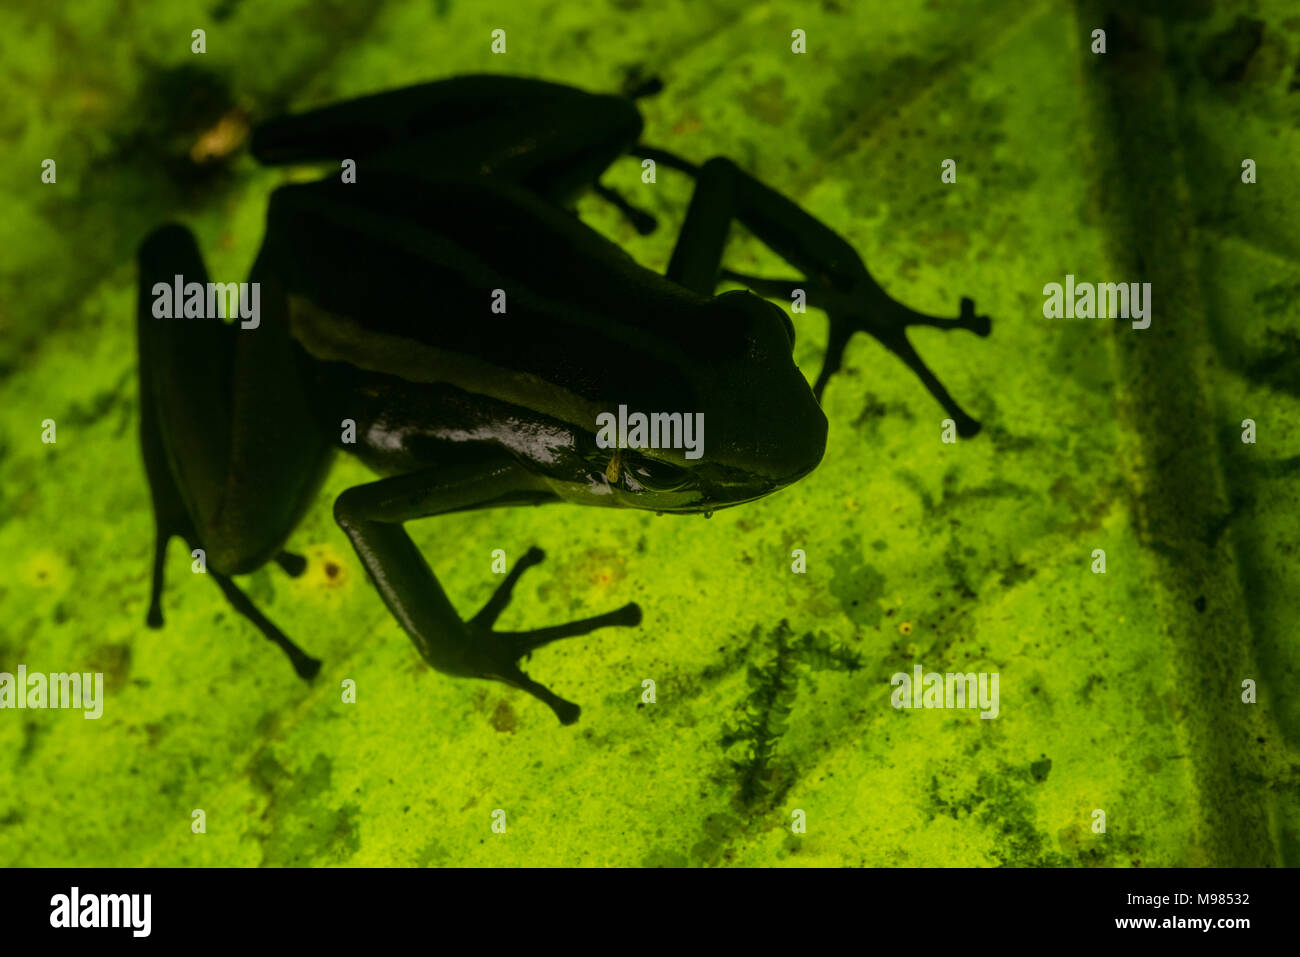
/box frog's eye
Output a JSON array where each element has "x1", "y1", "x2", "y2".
[{"x1": 624, "y1": 454, "x2": 694, "y2": 493}]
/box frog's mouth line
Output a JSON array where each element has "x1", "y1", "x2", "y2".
[
  {"x1": 576, "y1": 441, "x2": 788, "y2": 514},
  {"x1": 648, "y1": 489, "x2": 778, "y2": 515}
]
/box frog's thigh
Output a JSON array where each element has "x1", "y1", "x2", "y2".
[{"x1": 138, "y1": 226, "x2": 331, "y2": 575}]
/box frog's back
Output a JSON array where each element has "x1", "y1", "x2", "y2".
[{"x1": 267, "y1": 176, "x2": 758, "y2": 429}]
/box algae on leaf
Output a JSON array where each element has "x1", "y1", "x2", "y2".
[{"x1": 0, "y1": 0, "x2": 1297, "y2": 867}]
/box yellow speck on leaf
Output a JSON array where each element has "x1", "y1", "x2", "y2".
[
  {"x1": 190, "y1": 109, "x2": 249, "y2": 164},
  {"x1": 22, "y1": 550, "x2": 64, "y2": 588},
  {"x1": 296, "y1": 544, "x2": 351, "y2": 591}
]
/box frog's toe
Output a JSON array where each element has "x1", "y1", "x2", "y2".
[
  {"x1": 592, "y1": 182, "x2": 657, "y2": 236},
  {"x1": 274, "y1": 550, "x2": 308, "y2": 577},
  {"x1": 960, "y1": 297, "x2": 991, "y2": 336},
  {"x1": 478, "y1": 600, "x2": 642, "y2": 725},
  {"x1": 209, "y1": 571, "x2": 322, "y2": 680},
  {"x1": 496, "y1": 659, "x2": 584, "y2": 725},
  {"x1": 501, "y1": 601, "x2": 643, "y2": 661},
  {"x1": 464, "y1": 544, "x2": 641, "y2": 723}
]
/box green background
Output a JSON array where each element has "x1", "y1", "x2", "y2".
[{"x1": 1, "y1": 0, "x2": 1298, "y2": 866}]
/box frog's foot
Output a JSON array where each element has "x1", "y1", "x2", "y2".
[
  {"x1": 722, "y1": 268, "x2": 991, "y2": 437},
  {"x1": 469, "y1": 546, "x2": 642, "y2": 725},
  {"x1": 828, "y1": 294, "x2": 991, "y2": 438}
]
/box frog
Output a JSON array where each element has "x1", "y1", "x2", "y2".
[{"x1": 136, "y1": 74, "x2": 990, "y2": 724}]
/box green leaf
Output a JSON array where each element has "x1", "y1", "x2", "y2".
[{"x1": 0, "y1": 0, "x2": 1296, "y2": 867}]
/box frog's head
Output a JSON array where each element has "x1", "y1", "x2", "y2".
[{"x1": 588, "y1": 291, "x2": 827, "y2": 514}]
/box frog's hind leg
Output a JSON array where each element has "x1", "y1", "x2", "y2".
[
  {"x1": 136, "y1": 224, "x2": 328, "y2": 678},
  {"x1": 140, "y1": 365, "x2": 192, "y2": 631},
  {"x1": 137, "y1": 225, "x2": 218, "y2": 631},
  {"x1": 253, "y1": 77, "x2": 660, "y2": 236}
]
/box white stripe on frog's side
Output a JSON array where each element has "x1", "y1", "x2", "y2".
[{"x1": 286, "y1": 294, "x2": 606, "y2": 434}]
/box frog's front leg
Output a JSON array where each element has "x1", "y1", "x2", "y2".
[
  {"x1": 641, "y1": 148, "x2": 991, "y2": 435},
  {"x1": 332, "y1": 451, "x2": 642, "y2": 725}
]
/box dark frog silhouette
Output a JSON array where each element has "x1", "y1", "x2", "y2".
[{"x1": 136, "y1": 75, "x2": 990, "y2": 724}]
